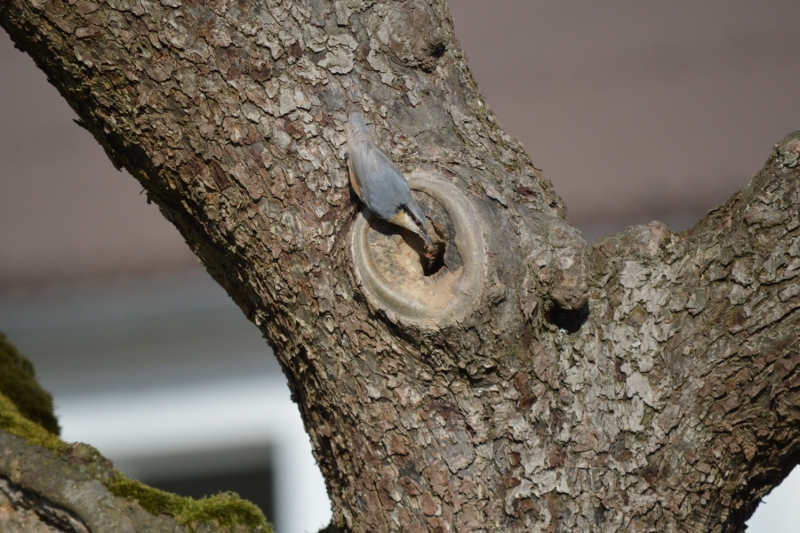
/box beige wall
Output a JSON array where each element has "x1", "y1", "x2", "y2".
[
  {"x1": 2, "y1": 0, "x2": 799, "y2": 286},
  {"x1": 449, "y1": 1, "x2": 800, "y2": 227}
]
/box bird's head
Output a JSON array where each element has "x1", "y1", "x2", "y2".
[{"x1": 391, "y1": 202, "x2": 433, "y2": 249}]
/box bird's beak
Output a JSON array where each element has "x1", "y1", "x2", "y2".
[{"x1": 419, "y1": 231, "x2": 434, "y2": 250}]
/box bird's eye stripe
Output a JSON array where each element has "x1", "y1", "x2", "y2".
[{"x1": 401, "y1": 205, "x2": 420, "y2": 226}]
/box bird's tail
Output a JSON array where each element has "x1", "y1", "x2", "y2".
[{"x1": 347, "y1": 111, "x2": 369, "y2": 136}]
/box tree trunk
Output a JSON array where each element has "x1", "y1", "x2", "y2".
[{"x1": 2, "y1": 0, "x2": 799, "y2": 531}]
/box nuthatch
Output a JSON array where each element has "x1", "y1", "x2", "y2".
[{"x1": 345, "y1": 111, "x2": 434, "y2": 249}]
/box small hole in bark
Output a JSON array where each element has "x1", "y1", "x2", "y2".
[
  {"x1": 421, "y1": 240, "x2": 446, "y2": 276},
  {"x1": 420, "y1": 217, "x2": 448, "y2": 276},
  {"x1": 546, "y1": 302, "x2": 589, "y2": 333},
  {"x1": 429, "y1": 42, "x2": 446, "y2": 58}
]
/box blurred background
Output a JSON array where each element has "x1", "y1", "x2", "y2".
[{"x1": 1, "y1": 1, "x2": 799, "y2": 531}]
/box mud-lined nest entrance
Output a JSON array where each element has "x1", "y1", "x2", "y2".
[
  {"x1": 350, "y1": 173, "x2": 486, "y2": 328},
  {"x1": 367, "y1": 191, "x2": 459, "y2": 279}
]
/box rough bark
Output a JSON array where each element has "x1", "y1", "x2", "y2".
[{"x1": 1, "y1": 0, "x2": 799, "y2": 532}]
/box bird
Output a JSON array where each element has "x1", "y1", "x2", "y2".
[{"x1": 345, "y1": 111, "x2": 434, "y2": 249}]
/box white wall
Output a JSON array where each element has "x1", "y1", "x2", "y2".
[
  {"x1": 57, "y1": 378, "x2": 331, "y2": 533},
  {"x1": 746, "y1": 467, "x2": 800, "y2": 533}
]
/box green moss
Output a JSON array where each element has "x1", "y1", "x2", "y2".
[
  {"x1": 106, "y1": 476, "x2": 273, "y2": 533},
  {"x1": 0, "y1": 332, "x2": 60, "y2": 434},
  {"x1": 1, "y1": 392, "x2": 273, "y2": 533},
  {"x1": 0, "y1": 391, "x2": 68, "y2": 453},
  {"x1": 0, "y1": 332, "x2": 273, "y2": 533}
]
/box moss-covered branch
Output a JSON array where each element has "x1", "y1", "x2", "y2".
[{"x1": 0, "y1": 334, "x2": 272, "y2": 533}]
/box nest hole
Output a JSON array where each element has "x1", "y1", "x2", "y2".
[
  {"x1": 412, "y1": 196, "x2": 460, "y2": 278},
  {"x1": 421, "y1": 237, "x2": 447, "y2": 277},
  {"x1": 350, "y1": 173, "x2": 486, "y2": 326},
  {"x1": 429, "y1": 42, "x2": 446, "y2": 58},
  {"x1": 546, "y1": 302, "x2": 590, "y2": 334},
  {"x1": 394, "y1": 216, "x2": 451, "y2": 278}
]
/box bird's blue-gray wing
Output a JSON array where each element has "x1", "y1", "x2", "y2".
[
  {"x1": 346, "y1": 123, "x2": 378, "y2": 205},
  {"x1": 346, "y1": 113, "x2": 424, "y2": 222},
  {"x1": 368, "y1": 159, "x2": 417, "y2": 220}
]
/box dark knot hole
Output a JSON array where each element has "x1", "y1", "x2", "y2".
[{"x1": 421, "y1": 238, "x2": 447, "y2": 277}]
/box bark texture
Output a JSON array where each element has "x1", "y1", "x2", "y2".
[
  {"x1": 0, "y1": 431, "x2": 182, "y2": 533},
  {"x1": 1, "y1": 0, "x2": 799, "y2": 531},
  {"x1": 0, "y1": 475, "x2": 90, "y2": 533}
]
